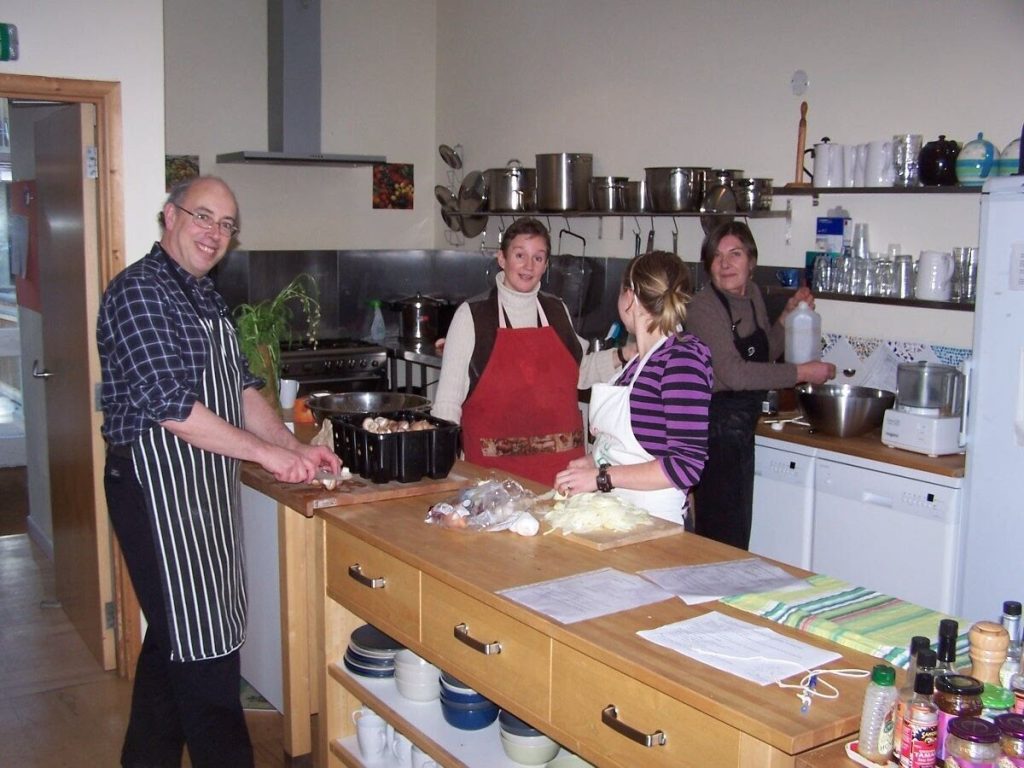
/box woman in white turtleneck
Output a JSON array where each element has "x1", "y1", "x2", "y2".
[{"x1": 432, "y1": 217, "x2": 630, "y2": 487}]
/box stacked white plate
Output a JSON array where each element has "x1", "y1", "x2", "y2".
[{"x1": 343, "y1": 624, "x2": 404, "y2": 679}]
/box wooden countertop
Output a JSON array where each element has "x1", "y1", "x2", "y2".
[
  {"x1": 756, "y1": 412, "x2": 966, "y2": 478},
  {"x1": 317, "y1": 480, "x2": 884, "y2": 759}
]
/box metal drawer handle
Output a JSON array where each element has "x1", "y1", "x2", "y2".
[
  {"x1": 347, "y1": 563, "x2": 386, "y2": 589},
  {"x1": 453, "y1": 622, "x2": 502, "y2": 655},
  {"x1": 601, "y1": 704, "x2": 667, "y2": 748}
]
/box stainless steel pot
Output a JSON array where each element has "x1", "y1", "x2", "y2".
[
  {"x1": 733, "y1": 177, "x2": 774, "y2": 211},
  {"x1": 624, "y1": 180, "x2": 648, "y2": 212},
  {"x1": 644, "y1": 167, "x2": 709, "y2": 212},
  {"x1": 387, "y1": 294, "x2": 451, "y2": 344},
  {"x1": 536, "y1": 153, "x2": 593, "y2": 211},
  {"x1": 895, "y1": 361, "x2": 963, "y2": 416},
  {"x1": 589, "y1": 176, "x2": 628, "y2": 212},
  {"x1": 485, "y1": 160, "x2": 536, "y2": 212}
]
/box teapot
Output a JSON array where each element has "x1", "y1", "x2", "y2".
[
  {"x1": 915, "y1": 250, "x2": 954, "y2": 301},
  {"x1": 956, "y1": 132, "x2": 999, "y2": 186},
  {"x1": 918, "y1": 135, "x2": 960, "y2": 186}
]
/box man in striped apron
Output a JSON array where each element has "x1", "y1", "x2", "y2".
[{"x1": 97, "y1": 177, "x2": 339, "y2": 767}]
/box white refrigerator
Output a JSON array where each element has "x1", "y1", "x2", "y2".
[{"x1": 958, "y1": 175, "x2": 1024, "y2": 623}]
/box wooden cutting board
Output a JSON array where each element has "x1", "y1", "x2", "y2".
[
  {"x1": 542, "y1": 515, "x2": 685, "y2": 551},
  {"x1": 241, "y1": 464, "x2": 473, "y2": 517}
]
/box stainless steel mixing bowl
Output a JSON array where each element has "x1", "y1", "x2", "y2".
[
  {"x1": 307, "y1": 392, "x2": 431, "y2": 427},
  {"x1": 796, "y1": 383, "x2": 896, "y2": 437}
]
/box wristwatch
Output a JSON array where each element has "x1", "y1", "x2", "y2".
[{"x1": 596, "y1": 463, "x2": 614, "y2": 493}]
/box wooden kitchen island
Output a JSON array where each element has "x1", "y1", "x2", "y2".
[{"x1": 313, "y1": 462, "x2": 882, "y2": 768}]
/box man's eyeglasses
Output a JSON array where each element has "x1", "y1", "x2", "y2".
[{"x1": 174, "y1": 204, "x2": 239, "y2": 237}]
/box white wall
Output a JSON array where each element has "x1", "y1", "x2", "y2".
[
  {"x1": 434, "y1": 0, "x2": 1024, "y2": 346},
  {"x1": 163, "y1": 0, "x2": 437, "y2": 249}
]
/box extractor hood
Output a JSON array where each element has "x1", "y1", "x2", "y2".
[{"x1": 216, "y1": 0, "x2": 385, "y2": 167}]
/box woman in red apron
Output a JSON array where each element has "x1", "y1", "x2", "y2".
[
  {"x1": 432, "y1": 217, "x2": 630, "y2": 487},
  {"x1": 553, "y1": 251, "x2": 713, "y2": 526}
]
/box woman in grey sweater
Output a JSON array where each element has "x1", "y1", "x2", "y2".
[{"x1": 686, "y1": 222, "x2": 834, "y2": 549}]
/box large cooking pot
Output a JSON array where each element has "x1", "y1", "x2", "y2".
[
  {"x1": 644, "y1": 167, "x2": 710, "y2": 212},
  {"x1": 535, "y1": 153, "x2": 593, "y2": 212},
  {"x1": 485, "y1": 160, "x2": 536, "y2": 212},
  {"x1": 589, "y1": 176, "x2": 628, "y2": 212},
  {"x1": 387, "y1": 294, "x2": 452, "y2": 344}
]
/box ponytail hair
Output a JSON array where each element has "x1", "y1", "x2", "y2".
[{"x1": 622, "y1": 250, "x2": 693, "y2": 336}]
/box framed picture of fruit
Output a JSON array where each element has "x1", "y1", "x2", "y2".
[
  {"x1": 372, "y1": 163, "x2": 414, "y2": 209},
  {"x1": 165, "y1": 155, "x2": 199, "y2": 191}
]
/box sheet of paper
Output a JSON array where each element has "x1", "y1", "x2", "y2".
[
  {"x1": 638, "y1": 611, "x2": 841, "y2": 686},
  {"x1": 498, "y1": 567, "x2": 674, "y2": 624},
  {"x1": 639, "y1": 558, "x2": 808, "y2": 604}
]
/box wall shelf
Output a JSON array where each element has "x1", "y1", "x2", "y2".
[
  {"x1": 773, "y1": 185, "x2": 982, "y2": 207},
  {"x1": 762, "y1": 284, "x2": 975, "y2": 312}
]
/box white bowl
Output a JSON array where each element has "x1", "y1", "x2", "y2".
[
  {"x1": 394, "y1": 664, "x2": 439, "y2": 683},
  {"x1": 545, "y1": 755, "x2": 594, "y2": 768},
  {"x1": 394, "y1": 649, "x2": 431, "y2": 666},
  {"x1": 395, "y1": 676, "x2": 441, "y2": 702},
  {"x1": 499, "y1": 732, "x2": 560, "y2": 765},
  {"x1": 499, "y1": 728, "x2": 557, "y2": 747}
]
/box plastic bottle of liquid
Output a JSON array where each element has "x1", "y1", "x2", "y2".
[
  {"x1": 1001, "y1": 601, "x2": 1022, "y2": 689},
  {"x1": 859, "y1": 663, "x2": 899, "y2": 764},
  {"x1": 900, "y1": 672, "x2": 938, "y2": 768},
  {"x1": 367, "y1": 299, "x2": 386, "y2": 343},
  {"x1": 894, "y1": 638, "x2": 933, "y2": 761},
  {"x1": 783, "y1": 301, "x2": 822, "y2": 364}
]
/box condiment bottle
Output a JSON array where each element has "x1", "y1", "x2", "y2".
[
  {"x1": 1001, "y1": 601, "x2": 1023, "y2": 689},
  {"x1": 895, "y1": 639, "x2": 935, "y2": 762},
  {"x1": 901, "y1": 672, "x2": 938, "y2": 768},
  {"x1": 934, "y1": 674, "x2": 985, "y2": 764},
  {"x1": 1010, "y1": 667, "x2": 1024, "y2": 714},
  {"x1": 936, "y1": 619, "x2": 960, "y2": 679},
  {"x1": 969, "y1": 620, "x2": 1010, "y2": 685},
  {"x1": 981, "y1": 683, "x2": 1014, "y2": 722},
  {"x1": 944, "y1": 716, "x2": 1001, "y2": 766},
  {"x1": 994, "y1": 712, "x2": 1024, "y2": 765},
  {"x1": 859, "y1": 663, "x2": 899, "y2": 764}
]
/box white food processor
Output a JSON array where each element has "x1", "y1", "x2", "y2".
[{"x1": 882, "y1": 361, "x2": 967, "y2": 456}]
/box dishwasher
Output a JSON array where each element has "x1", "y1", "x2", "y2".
[
  {"x1": 750, "y1": 437, "x2": 816, "y2": 569},
  {"x1": 811, "y1": 451, "x2": 963, "y2": 615}
]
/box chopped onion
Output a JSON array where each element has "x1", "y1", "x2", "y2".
[{"x1": 543, "y1": 493, "x2": 652, "y2": 534}]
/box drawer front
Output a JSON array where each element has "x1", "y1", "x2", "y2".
[
  {"x1": 551, "y1": 642, "x2": 741, "y2": 768},
  {"x1": 421, "y1": 575, "x2": 550, "y2": 720},
  {"x1": 325, "y1": 525, "x2": 419, "y2": 645}
]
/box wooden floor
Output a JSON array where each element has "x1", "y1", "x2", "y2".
[{"x1": 0, "y1": 530, "x2": 300, "y2": 767}]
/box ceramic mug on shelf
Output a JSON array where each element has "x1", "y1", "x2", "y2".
[
  {"x1": 412, "y1": 745, "x2": 440, "y2": 768},
  {"x1": 865, "y1": 140, "x2": 895, "y2": 187},
  {"x1": 353, "y1": 708, "x2": 387, "y2": 761},
  {"x1": 387, "y1": 724, "x2": 413, "y2": 768},
  {"x1": 842, "y1": 144, "x2": 857, "y2": 186},
  {"x1": 854, "y1": 143, "x2": 869, "y2": 187},
  {"x1": 278, "y1": 378, "x2": 299, "y2": 409}
]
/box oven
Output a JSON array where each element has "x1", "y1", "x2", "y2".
[{"x1": 279, "y1": 338, "x2": 389, "y2": 396}]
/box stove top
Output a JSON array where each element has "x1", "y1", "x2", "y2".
[{"x1": 280, "y1": 337, "x2": 383, "y2": 353}]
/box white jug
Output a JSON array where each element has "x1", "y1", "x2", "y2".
[
  {"x1": 915, "y1": 250, "x2": 954, "y2": 301},
  {"x1": 813, "y1": 142, "x2": 843, "y2": 188}
]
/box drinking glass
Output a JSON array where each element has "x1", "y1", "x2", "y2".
[
  {"x1": 876, "y1": 259, "x2": 895, "y2": 297},
  {"x1": 893, "y1": 134, "x2": 923, "y2": 187},
  {"x1": 834, "y1": 254, "x2": 854, "y2": 294},
  {"x1": 952, "y1": 246, "x2": 979, "y2": 303},
  {"x1": 813, "y1": 253, "x2": 833, "y2": 293},
  {"x1": 852, "y1": 223, "x2": 870, "y2": 261},
  {"x1": 894, "y1": 254, "x2": 914, "y2": 299}
]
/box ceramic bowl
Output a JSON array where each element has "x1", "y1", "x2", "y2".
[
  {"x1": 498, "y1": 709, "x2": 544, "y2": 737},
  {"x1": 499, "y1": 732, "x2": 560, "y2": 765},
  {"x1": 395, "y1": 665, "x2": 440, "y2": 687},
  {"x1": 545, "y1": 754, "x2": 595, "y2": 768},
  {"x1": 395, "y1": 675, "x2": 440, "y2": 702},
  {"x1": 439, "y1": 697, "x2": 498, "y2": 730},
  {"x1": 500, "y1": 728, "x2": 556, "y2": 746},
  {"x1": 438, "y1": 691, "x2": 493, "y2": 710}
]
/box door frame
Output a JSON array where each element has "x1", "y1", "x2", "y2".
[{"x1": 0, "y1": 73, "x2": 140, "y2": 675}]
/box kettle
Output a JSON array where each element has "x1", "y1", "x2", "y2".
[
  {"x1": 915, "y1": 250, "x2": 954, "y2": 301},
  {"x1": 918, "y1": 135, "x2": 960, "y2": 186}
]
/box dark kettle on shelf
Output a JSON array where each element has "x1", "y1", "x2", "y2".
[{"x1": 918, "y1": 135, "x2": 961, "y2": 186}]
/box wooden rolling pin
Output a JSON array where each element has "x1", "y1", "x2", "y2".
[{"x1": 787, "y1": 101, "x2": 812, "y2": 188}]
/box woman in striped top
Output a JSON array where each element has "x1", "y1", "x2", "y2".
[{"x1": 554, "y1": 251, "x2": 712, "y2": 526}]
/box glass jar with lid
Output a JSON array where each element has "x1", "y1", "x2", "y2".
[
  {"x1": 980, "y1": 683, "x2": 1014, "y2": 721},
  {"x1": 935, "y1": 675, "x2": 985, "y2": 764},
  {"x1": 945, "y1": 716, "x2": 1001, "y2": 765},
  {"x1": 994, "y1": 713, "x2": 1024, "y2": 765}
]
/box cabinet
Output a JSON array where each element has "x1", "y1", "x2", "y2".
[{"x1": 316, "y1": 470, "x2": 878, "y2": 768}]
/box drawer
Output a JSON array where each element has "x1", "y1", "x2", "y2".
[
  {"x1": 422, "y1": 574, "x2": 550, "y2": 720},
  {"x1": 325, "y1": 524, "x2": 419, "y2": 646},
  {"x1": 551, "y1": 642, "x2": 741, "y2": 768}
]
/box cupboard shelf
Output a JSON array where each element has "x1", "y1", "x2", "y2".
[
  {"x1": 772, "y1": 184, "x2": 982, "y2": 207},
  {"x1": 761, "y1": 285, "x2": 975, "y2": 312}
]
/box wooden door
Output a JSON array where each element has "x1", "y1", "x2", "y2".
[{"x1": 34, "y1": 103, "x2": 113, "y2": 669}]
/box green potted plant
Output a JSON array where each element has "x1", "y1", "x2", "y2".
[{"x1": 233, "y1": 273, "x2": 321, "y2": 408}]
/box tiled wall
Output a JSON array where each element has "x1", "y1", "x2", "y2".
[{"x1": 820, "y1": 334, "x2": 971, "y2": 394}]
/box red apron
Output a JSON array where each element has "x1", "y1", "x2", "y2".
[{"x1": 461, "y1": 297, "x2": 584, "y2": 487}]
